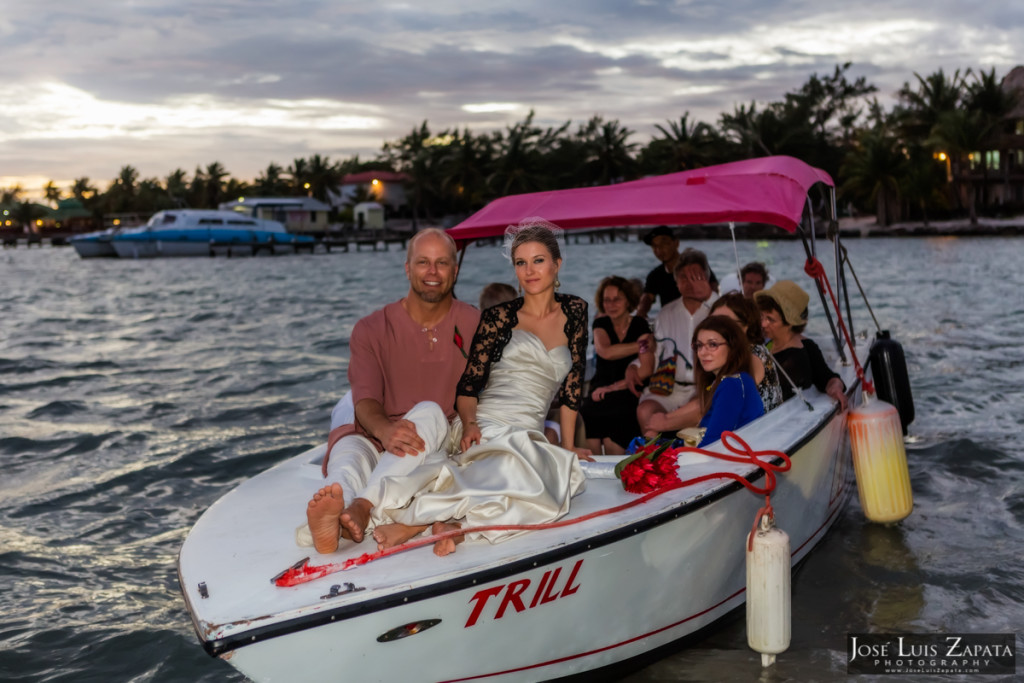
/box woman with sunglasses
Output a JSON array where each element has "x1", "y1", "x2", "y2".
[{"x1": 691, "y1": 316, "x2": 765, "y2": 448}]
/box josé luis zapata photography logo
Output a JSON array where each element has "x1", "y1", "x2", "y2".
[{"x1": 847, "y1": 633, "x2": 1016, "y2": 675}]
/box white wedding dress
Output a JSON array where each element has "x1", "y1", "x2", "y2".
[{"x1": 373, "y1": 329, "x2": 587, "y2": 543}]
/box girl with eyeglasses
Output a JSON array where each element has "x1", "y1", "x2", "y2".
[{"x1": 691, "y1": 316, "x2": 765, "y2": 447}]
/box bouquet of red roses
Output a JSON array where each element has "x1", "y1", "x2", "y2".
[{"x1": 614, "y1": 439, "x2": 682, "y2": 494}]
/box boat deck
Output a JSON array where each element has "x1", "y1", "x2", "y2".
[{"x1": 179, "y1": 362, "x2": 854, "y2": 648}]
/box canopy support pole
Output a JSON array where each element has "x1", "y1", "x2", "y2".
[{"x1": 800, "y1": 197, "x2": 846, "y2": 363}]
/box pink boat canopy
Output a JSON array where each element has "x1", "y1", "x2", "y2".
[{"x1": 448, "y1": 155, "x2": 834, "y2": 242}]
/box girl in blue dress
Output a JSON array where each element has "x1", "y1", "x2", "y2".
[{"x1": 692, "y1": 316, "x2": 765, "y2": 447}]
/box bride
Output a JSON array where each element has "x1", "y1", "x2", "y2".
[{"x1": 370, "y1": 219, "x2": 593, "y2": 556}]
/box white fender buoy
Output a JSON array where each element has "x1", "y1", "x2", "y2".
[
  {"x1": 848, "y1": 397, "x2": 913, "y2": 523},
  {"x1": 746, "y1": 513, "x2": 790, "y2": 667}
]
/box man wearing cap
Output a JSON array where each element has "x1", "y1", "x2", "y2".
[
  {"x1": 636, "y1": 226, "x2": 681, "y2": 319},
  {"x1": 626, "y1": 248, "x2": 716, "y2": 434},
  {"x1": 754, "y1": 280, "x2": 848, "y2": 410}
]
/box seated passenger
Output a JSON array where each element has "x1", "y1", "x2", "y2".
[
  {"x1": 754, "y1": 280, "x2": 848, "y2": 410},
  {"x1": 691, "y1": 316, "x2": 765, "y2": 447},
  {"x1": 479, "y1": 281, "x2": 517, "y2": 310},
  {"x1": 580, "y1": 276, "x2": 652, "y2": 454},
  {"x1": 740, "y1": 261, "x2": 770, "y2": 298},
  {"x1": 708, "y1": 292, "x2": 783, "y2": 411},
  {"x1": 718, "y1": 261, "x2": 770, "y2": 298},
  {"x1": 626, "y1": 248, "x2": 714, "y2": 435}
]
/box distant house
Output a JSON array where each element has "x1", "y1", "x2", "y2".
[
  {"x1": 219, "y1": 196, "x2": 332, "y2": 234},
  {"x1": 991, "y1": 65, "x2": 1024, "y2": 206},
  {"x1": 41, "y1": 198, "x2": 97, "y2": 233},
  {"x1": 332, "y1": 171, "x2": 410, "y2": 216},
  {"x1": 354, "y1": 202, "x2": 385, "y2": 230},
  {"x1": 957, "y1": 65, "x2": 1024, "y2": 210}
]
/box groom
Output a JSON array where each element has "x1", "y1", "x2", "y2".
[{"x1": 304, "y1": 228, "x2": 480, "y2": 554}]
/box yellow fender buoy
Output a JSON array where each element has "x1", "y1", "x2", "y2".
[
  {"x1": 848, "y1": 397, "x2": 913, "y2": 523},
  {"x1": 746, "y1": 513, "x2": 790, "y2": 667}
]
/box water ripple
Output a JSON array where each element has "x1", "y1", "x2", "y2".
[{"x1": 2, "y1": 239, "x2": 1022, "y2": 682}]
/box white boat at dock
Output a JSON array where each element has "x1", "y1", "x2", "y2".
[
  {"x1": 178, "y1": 156, "x2": 900, "y2": 681},
  {"x1": 94, "y1": 209, "x2": 317, "y2": 258},
  {"x1": 69, "y1": 228, "x2": 120, "y2": 258}
]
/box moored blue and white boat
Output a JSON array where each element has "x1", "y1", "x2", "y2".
[
  {"x1": 109, "y1": 209, "x2": 316, "y2": 258},
  {"x1": 69, "y1": 228, "x2": 120, "y2": 258}
]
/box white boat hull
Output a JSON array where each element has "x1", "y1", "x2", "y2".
[
  {"x1": 179, "y1": 347, "x2": 861, "y2": 682},
  {"x1": 70, "y1": 233, "x2": 118, "y2": 258}
]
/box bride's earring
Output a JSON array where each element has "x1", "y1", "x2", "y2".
[
  {"x1": 518, "y1": 283, "x2": 523, "y2": 296},
  {"x1": 555, "y1": 278, "x2": 561, "y2": 290}
]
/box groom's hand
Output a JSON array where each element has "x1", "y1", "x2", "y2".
[{"x1": 380, "y1": 419, "x2": 426, "y2": 456}]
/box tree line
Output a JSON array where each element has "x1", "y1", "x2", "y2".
[{"x1": 2, "y1": 62, "x2": 1020, "y2": 229}]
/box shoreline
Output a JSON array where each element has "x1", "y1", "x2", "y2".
[{"x1": 5, "y1": 215, "x2": 1024, "y2": 252}]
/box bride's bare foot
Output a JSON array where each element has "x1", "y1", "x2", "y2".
[
  {"x1": 372, "y1": 523, "x2": 427, "y2": 552},
  {"x1": 306, "y1": 483, "x2": 345, "y2": 554},
  {"x1": 432, "y1": 521, "x2": 464, "y2": 557},
  {"x1": 339, "y1": 498, "x2": 373, "y2": 543}
]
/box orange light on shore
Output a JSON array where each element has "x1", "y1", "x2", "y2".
[
  {"x1": 371, "y1": 179, "x2": 380, "y2": 186},
  {"x1": 937, "y1": 152, "x2": 948, "y2": 161}
]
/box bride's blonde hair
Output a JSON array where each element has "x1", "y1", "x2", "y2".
[{"x1": 502, "y1": 217, "x2": 564, "y2": 263}]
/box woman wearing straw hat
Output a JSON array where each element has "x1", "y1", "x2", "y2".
[{"x1": 754, "y1": 280, "x2": 848, "y2": 411}]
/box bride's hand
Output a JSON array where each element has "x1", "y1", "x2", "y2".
[
  {"x1": 571, "y1": 446, "x2": 595, "y2": 462},
  {"x1": 460, "y1": 422, "x2": 482, "y2": 452}
]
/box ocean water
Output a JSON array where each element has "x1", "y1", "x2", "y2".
[{"x1": 1, "y1": 236, "x2": 1021, "y2": 682}]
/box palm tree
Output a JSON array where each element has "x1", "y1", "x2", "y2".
[
  {"x1": 165, "y1": 169, "x2": 189, "y2": 207},
  {"x1": 576, "y1": 115, "x2": 638, "y2": 186},
  {"x1": 43, "y1": 180, "x2": 62, "y2": 205},
  {"x1": 287, "y1": 158, "x2": 311, "y2": 196},
  {"x1": 895, "y1": 68, "x2": 969, "y2": 141},
  {"x1": 70, "y1": 177, "x2": 96, "y2": 203},
  {"x1": 224, "y1": 177, "x2": 251, "y2": 203},
  {"x1": 437, "y1": 128, "x2": 493, "y2": 213},
  {"x1": 187, "y1": 166, "x2": 206, "y2": 208},
  {"x1": 203, "y1": 162, "x2": 228, "y2": 208},
  {"x1": 642, "y1": 112, "x2": 718, "y2": 173},
  {"x1": 900, "y1": 144, "x2": 946, "y2": 227},
  {"x1": 1, "y1": 185, "x2": 23, "y2": 205},
  {"x1": 103, "y1": 165, "x2": 139, "y2": 212},
  {"x1": 380, "y1": 121, "x2": 443, "y2": 226},
  {"x1": 964, "y1": 67, "x2": 1021, "y2": 207},
  {"x1": 254, "y1": 162, "x2": 289, "y2": 196},
  {"x1": 719, "y1": 102, "x2": 777, "y2": 157},
  {"x1": 840, "y1": 126, "x2": 907, "y2": 226},
  {"x1": 305, "y1": 154, "x2": 342, "y2": 203},
  {"x1": 487, "y1": 111, "x2": 570, "y2": 197},
  {"x1": 927, "y1": 108, "x2": 993, "y2": 225}
]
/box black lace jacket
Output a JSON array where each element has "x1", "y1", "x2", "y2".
[{"x1": 456, "y1": 293, "x2": 589, "y2": 410}]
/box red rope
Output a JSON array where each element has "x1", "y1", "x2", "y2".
[
  {"x1": 804, "y1": 257, "x2": 874, "y2": 396},
  {"x1": 276, "y1": 432, "x2": 791, "y2": 587}
]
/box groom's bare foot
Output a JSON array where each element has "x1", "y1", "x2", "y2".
[
  {"x1": 306, "y1": 483, "x2": 345, "y2": 554},
  {"x1": 339, "y1": 498, "x2": 373, "y2": 543},
  {"x1": 432, "y1": 521, "x2": 464, "y2": 557},
  {"x1": 372, "y1": 523, "x2": 427, "y2": 552}
]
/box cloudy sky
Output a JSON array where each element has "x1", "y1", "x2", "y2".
[{"x1": 2, "y1": 1, "x2": 1020, "y2": 198}]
